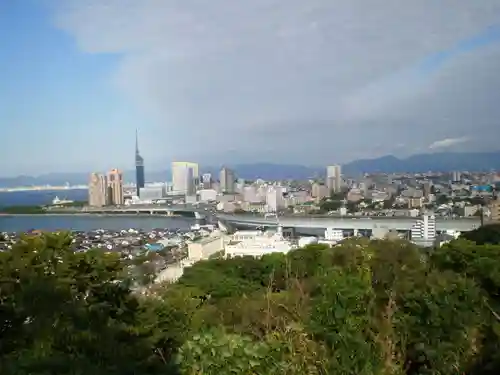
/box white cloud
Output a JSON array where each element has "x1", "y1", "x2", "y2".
[
  {"x1": 428, "y1": 137, "x2": 469, "y2": 150},
  {"x1": 52, "y1": 0, "x2": 500, "y2": 164}
]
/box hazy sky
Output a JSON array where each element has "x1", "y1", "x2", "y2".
[{"x1": 2, "y1": 1, "x2": 500, "y2": 176}]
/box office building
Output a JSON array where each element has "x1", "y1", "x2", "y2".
[
  {"x1": 172, "y1": 161, "x2": 199, "y2": 195},
  {"x1": 266, "y1": 186, "x2": 285, "y2": 212},
  {"x1": 219, "y1": 167, "x2": 236, "y2": 194},
  {"x1": 326, "y1": 165, "x2": 342, "y2": 193},
  {"x1": 88, "y1": 173, "x2": 108, "y2": 207},
  {"x1": 107, "y1": 169, "x2": 124, "y2": 205},
  {"x1": 243, "y1": 186, "x2": 260, "y2": 203},
  {"x1": 135, "y1": 130, "x2": 145, "y2": 196},
  {"x1": 202, "y1": 173, "x2": 212, "y2": 189},
  {"x1": 411, "y1": 215, "x2": 436, "y2": 245},
  {"x1": 451, "y1": 171, "x2": 461, "y2": 183},
  {"x1": 422, "y1": 182, "x2": 431, "y2": 198},
  {"x1": 139, "y1": 185, "x2": 166, "y2": 201},
  {"x1": 311, "y1": 183, "x2": 328, "y2": 199}
]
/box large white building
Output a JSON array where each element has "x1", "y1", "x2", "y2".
[
  {"x1": 198, "y1": 189, "x2": 218, "y2": 202},
  {"x1": 139, "y1": 185, "x2": 166, "y2": 200},
  {"x1": 171, "y1": 162, "x2": 199, "y2": 195},
  {"x1": 188, "y1": 235, "x2": 224, "y2": 261},
  {"x1": 225, "y1": 227, "x2": 295, "y2": 258}
]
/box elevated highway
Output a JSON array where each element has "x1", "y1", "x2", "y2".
[
  {"x1": 218, "y1": 213, "x2": 481, "y2": 233},
  {"x1": 81, "y1": 204, "x2": 211, "y2": 219}
]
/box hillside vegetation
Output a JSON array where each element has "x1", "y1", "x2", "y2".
[{"x1": 2, "y1": 228, "x2": 500, "y2": 374}]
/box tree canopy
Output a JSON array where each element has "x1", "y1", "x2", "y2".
[{"x1": 2, "y1": 232, "x2": 500, "y2": 374}]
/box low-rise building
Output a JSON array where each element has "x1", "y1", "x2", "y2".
[
  {"x1": 187, "y1": 236, "x2": 224, "y2": 261},
  {"x1": 198, "y1": 189, "x2": 218, "y2": 202},
  {"x1": 490, "y1": 197, "x2": 500, "y2": 222},
  {"x1": 225, "y1": 228, "x2": 295, "y2": 258}
]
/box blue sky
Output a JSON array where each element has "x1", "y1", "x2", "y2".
[
  {"x1": 2, "y1": 1, "x2": 500, "y2": 176},
  {"x1": 419, "y1": 26, "x2": 500, "y2": 75},
  {"x1": 0, "y1": 1, "x2": 144, "y2": 176}
]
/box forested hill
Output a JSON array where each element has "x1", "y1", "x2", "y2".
[{"x1": 2, "y1": 225, "x2": 500, "y2": 374}]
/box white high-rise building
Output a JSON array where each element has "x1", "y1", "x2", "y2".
[
  {"x1": 171, "y1": 162, "x2": 199, "y2": 195},
  {"x1": 411, "y1": 215, "x2": 436, "y2": 243},
  {"x1": 266, "y1": 186, "x2": 285, "y2": 212},
  {"x1": 326, "y1": 165, "x2": 342, "y2": 193}
]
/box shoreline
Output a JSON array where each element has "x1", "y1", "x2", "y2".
[{"x1": 0, "y1": 213, "x2": 191, "y2": 218}]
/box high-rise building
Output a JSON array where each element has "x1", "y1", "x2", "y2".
[
  {"x1": 171, "y1": 162, "x2": 199, "y2": 195},
  {"x1": 326, "y1": 165, "x2": 342, "y2": 193},
  {"x1": 88, "y1": 173, "x2": 108, "y2": 207},
  {"x1": 219, "y1": 167, "x2": 236, "y2": 194},
  {"x1": 135, "y1": 130, "x2": 145, "y2": 196},
  {"x1": 266, "y1": 186, "x2": 285, "y2": 212},
  {"x1": 202, "y1": 173, "x2": 212, "y2": 189},
  {"x1": 411, "y1": 215, "x2": 436, "y2": 244},
  {"x1": 451, "y1": 171, "x2": 461, "y2": 182},
  {"x1": 107, "y1": 169, "x2": 124, "y2": 205}
]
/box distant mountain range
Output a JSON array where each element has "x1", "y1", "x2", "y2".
[{"x1": 2, "y1": 151, "x2": 500, "y2": 187}]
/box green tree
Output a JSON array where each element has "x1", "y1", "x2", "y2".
[
  {"x1": 0, "y1": 232, "x2": 179, "y2": 375},
  {"x1": 308, "y1": 266, "x2": 384, "y2": 375},
  {"x1": 461, "y1": 224, "x2": 500, "y2": 245},
  {"x1": 319, "y1": 200, "x2": 342, "y2": 212}
]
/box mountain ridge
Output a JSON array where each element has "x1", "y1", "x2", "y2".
[{"x1": 1, "y1": 151, "x2": 499, "y2": 187}]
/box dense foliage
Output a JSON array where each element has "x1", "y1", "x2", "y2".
[{"x1": 2, "y1": 228, "x2": 500, "y2": 374}]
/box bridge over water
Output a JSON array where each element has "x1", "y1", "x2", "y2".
[
  {"x1": 80, "y1": 205, "x2": 481, "y2": 234},
  {"x1": 82, "y1": 204, "x2": 210, "y2": 219}
]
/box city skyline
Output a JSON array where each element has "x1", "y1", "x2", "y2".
[{"x1": 2, "y1": 1, "x2": 500, "y2": 175}]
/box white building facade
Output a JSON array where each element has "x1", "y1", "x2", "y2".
[
  {"x1": 411, "y1": 215, "x2": 436, "y2": 246},
  {"x1": 326, "y1": 165, "x2": 342, "y2": 193},
  {"x1": 266, "y1": 186, "x2": 285, "y2": 212},
  {"x1": 171, "y1": 161, "x2": 199, "y2": 195},
  {"x1": 225, "y1": 228, "x2": 295, "y2": 258}
]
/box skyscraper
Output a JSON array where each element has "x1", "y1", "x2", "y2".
[
  {"x1": 135, "y1": 130, "x2": 145, "y2": 196},
  {"x1": 88, "y1": 173, "x2": 108, "y2": 207},
  {"x1": 326, "y1": 165, "x2": 342, "y2": 193},
  {"x1": 219, "y1": 167, "x2": 236, "y2": 193},
  {"x1": 107, "y1": 169, "x2": 124, "y2": 205},
  {"x1": 171, "y1": 162, "x2": 199, "y2": 195}
]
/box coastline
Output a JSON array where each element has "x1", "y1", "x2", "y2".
[{"x1": 0, "y1": 213, "x2": 187, "y2": 218}]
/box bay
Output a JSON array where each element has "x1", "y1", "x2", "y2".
[
  {"x1": 0, "y1": 189, "x2": 88, "y2": 207},
  {"x1": 0, "y1": 215, "x2": 195, "y2": 233}
]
